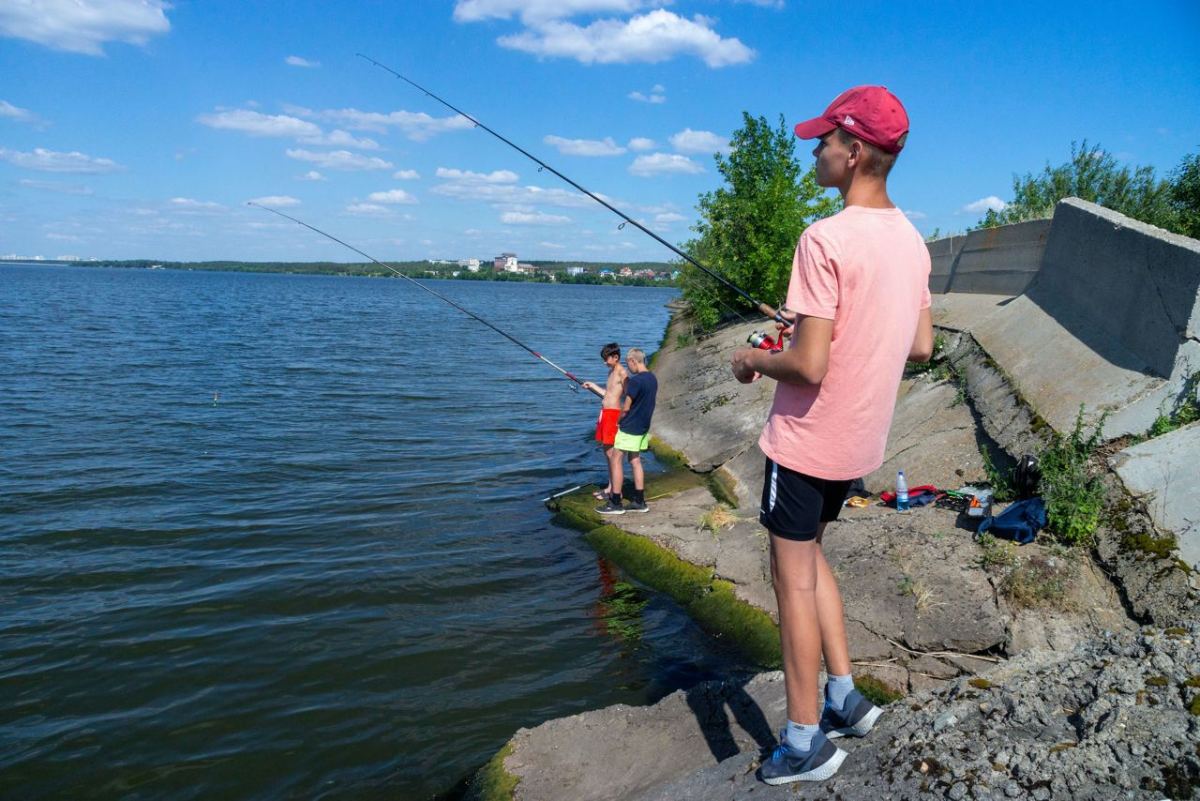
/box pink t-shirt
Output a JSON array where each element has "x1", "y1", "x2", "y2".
[{"x1": 759, "y1": 206, "x2": 931, "y2": 480}]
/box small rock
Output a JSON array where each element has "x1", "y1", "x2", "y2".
[
  {"x1": 934, "y1": 711, "x2": 959, "y2": 732},
  {"x1": 948, "y1": 781, "x2": 969, "y2": 800},
  {"x1": 1003, "y1": 779, "x2": 1023, "y2": 797}
]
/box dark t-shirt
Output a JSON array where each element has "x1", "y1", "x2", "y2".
[{"x1": 621, "y1": 371, "x2": 658, "y2": 435}]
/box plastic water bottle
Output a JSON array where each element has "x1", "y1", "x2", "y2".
[{"x1": 896, "y1": 470, "x2": 909, "y2": 511}]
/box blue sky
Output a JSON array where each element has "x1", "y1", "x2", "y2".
[{"x1": 2, "y1": 0, "x2": 1198, "y2": 263}]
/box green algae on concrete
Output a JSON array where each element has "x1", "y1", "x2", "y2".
[
  {"x1": 582, "y1": 522, "x2": 781, "y2": 668},
  {"x1": 464, "y1": 742, "x2": 518, "y2": 801},
  {"x1": 549, "y1": 466, "x2": 781, "y2": 668},
  {"x1": 705, "y1": 466, "x2": 739, "y2": 509}
]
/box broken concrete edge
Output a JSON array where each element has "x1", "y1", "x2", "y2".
[
  {"x1": 936, "y1": 325, "x2": 1197, "y2": 623},
  {"x1": 462, "y1": 742, "x2": 517, "y2": 801},
  {"x1": 646, "y1": 436, "x2": 740, "y2": 508}
]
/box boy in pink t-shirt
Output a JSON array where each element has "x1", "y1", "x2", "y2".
[{"x1": 730, "y1": 86, "x2": 933, "y2": 786}]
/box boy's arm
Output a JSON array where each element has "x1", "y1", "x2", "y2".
[
  {"x1": 907, "y1": 307, "x2": 934, "y2": 362},
  {"x1": 580, "y1": 381, "x2": 605, "y2": 398},
  {"x1": 731, "y1": 314, "x2": 833, "y2": 386}
]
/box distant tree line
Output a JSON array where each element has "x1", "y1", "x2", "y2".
[{"x1": 67, "y1": 258, "x2": 678, "y2": 286}]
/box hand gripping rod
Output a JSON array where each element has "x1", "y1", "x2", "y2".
[
  {"x1": 356, "y1": 53, "x2": 788, "y2": 327},
  {"x1": 248, "y1": 202, "x2": 602, "y2": 397}
]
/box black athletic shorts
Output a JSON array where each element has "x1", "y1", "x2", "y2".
[{"x1": 759, "y1": 457, "x2": 852, "y2": 541}]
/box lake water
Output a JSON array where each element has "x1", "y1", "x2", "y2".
[{"x1": 0, "y1": 264, "x2": 752, "y2": 800}]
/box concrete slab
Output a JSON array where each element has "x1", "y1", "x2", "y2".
[
  {"x1": 971, "y1": 293, "x2": 1164, "y2": 436},
  {"x1": 1109, "y1": 422, "x2": 1200, "y2": 569},
  {"x1": 930, "y1": 291, "x2": 1012, "y2": 332},
  {"x1": 946, "y1": 218, "x2": 1050, "y2": 295},
  {"x1": 1028, "y1": 199, "x2": 1200, "y2": 380}
]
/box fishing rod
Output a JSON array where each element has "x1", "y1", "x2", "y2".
[
  {"x1": 356, "y1": 53, "x2": 790, "y2": 328},
  {"x1": 247, "y1": 202, "x2": 603, "y2": 397}
]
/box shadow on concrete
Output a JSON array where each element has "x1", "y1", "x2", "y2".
[{"x1": 683, "y1": 674, "x2": 776, "y2": 762}]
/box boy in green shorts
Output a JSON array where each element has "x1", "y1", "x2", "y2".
[{"x1": 600, "y1": 348, "x2": 657, "y2": 514}]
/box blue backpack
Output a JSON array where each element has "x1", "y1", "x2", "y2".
[{"x1": 976, "y1": 497, "x2": 1047, "y2": 545}]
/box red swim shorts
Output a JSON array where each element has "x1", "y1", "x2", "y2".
[{"x1": 595, "y1": 408, "x2": 620, "y2": 445}]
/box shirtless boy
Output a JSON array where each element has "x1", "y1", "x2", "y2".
[{"x1": 582, "y1": 343, "x2": 626, "y2": 511}]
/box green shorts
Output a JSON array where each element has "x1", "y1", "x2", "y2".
[{"x1": 614, "y1": 429, "x2": 650, "y2": 453}]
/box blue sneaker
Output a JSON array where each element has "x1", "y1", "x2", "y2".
[
  {"x1": 820, "y1": 688, "x2": 883, "y2": 739},
  {"x1": 759, "y1": 730, "x2": 846, "y2": 785}
]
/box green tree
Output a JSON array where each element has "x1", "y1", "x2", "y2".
[
  {"x1": 1168, "y1": 151, "x2": 1200, "y2": 240},
  {"x1": 682, "y1": 113, "x2": 838, "y2": 329},
  {"x1": 976, "y1": 140, "x2": 1177, "y2": 231}
]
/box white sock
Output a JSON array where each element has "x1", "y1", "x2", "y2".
[
  {"x1": 784, "y1": 720, "x2": 819, "y2": 752},
  {"x1": 826, "y1": 673, "x2": 854, "y2": 711}
]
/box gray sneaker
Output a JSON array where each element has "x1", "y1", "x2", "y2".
[
  {"x1": 759, "y1": 730, "x2": 846, "y2": 785},
  {"x1": 595, "y1": 499, "x2": 625, "y2": 515},
  {"x1": 626, "y1": 500, "x2": 649, "y2": 513},
  {"x1": 820, "y1": 688, "x2": 883, "y2": 739}
]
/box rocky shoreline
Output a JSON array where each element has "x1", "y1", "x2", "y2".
[{"x1": 464, "y1": 200, "x2": 1200, "y2": 800}]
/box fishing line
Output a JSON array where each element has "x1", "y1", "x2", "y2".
[
  {"x1": 248, "y1": 202, "x2": 602, "y2": 397},
  {"x1": 356, "y1": 53, "x2": 789, "y2": 327}
]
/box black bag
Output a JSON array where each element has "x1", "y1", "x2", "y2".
[{"x1": 1013, "y1": 454, "x2": 1041, "y2": 500}]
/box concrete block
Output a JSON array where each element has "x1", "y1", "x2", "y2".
[
  {"x1": 1027, "y1": 198, "x2": 1200, "y2": 379},
  {"x1": 1110, "y1": 422, "x2": 1200, "y2": 569},
  {"x1": 947, "y1": 218, "x2": 1050, "y2": 296},
  {"x1": 928, "y1": 234, "x2": 965, "y2": 294},
  {"x1": 970, "y1": 293, "x2": 1163, "y2": 436}
]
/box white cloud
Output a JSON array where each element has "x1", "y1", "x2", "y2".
[
  {"x1": 198, "y1": 109, "x2": 322, "y2": 138},
  {"x1": 628, "y1": 152, "x2": 703, "y2": 176},
  {"x1": 19, "y1": 178, "x2": 92, "y2": 194},
  {"x1": 0, "y1": 100, "x2": 44, "y2": 126},
  {"x1": 285, "y1": 55, "x2": 320, "y2": 68},
  {"x1": 169, "y1": 197, "x2": 225, "y2": 212},
  {"x1": 902, "y1": 209, "x2": 928, "y2": 220},
  {"x1": 367, "y1": 189, "x2": 418, "y2": 204},
  {"x1": 669, "y1": 128, "x2": 730, "y2": 155},
  {"x1": 543, "y1": 135, "x2": 626, "y2": 156},
  {"x1": 0, "y1": 0, "x2": 170, "y2": 55},
  {"x1": 628, "y1": 83, "x2": 666, "y2": 103},
  {"x1": 498, "y1": 10, "x2": 755, "y2": 67},
  {"x1": 627, "y1": 137, "x2": 656, "y2": 152},
  {"x1": 501, "y1": 211, "x2": 571, "y2": 225},
  {"x1": 299, "y1": 129, "x2": 380, "y2": 150},
  {"x1": 0, "y1": 147, "x2": 122, "y2": 173},
  {"x1": 298, "y1": 170, "x2": 326, "y2": 181},
  {"x1": 248, "y1": 195, "x2": 300, "y2": 207},
  {"x1": 345, "y1": 203, "x2": 391, "y2": 216},
  {"x1": 286, "y1": 149, "x2": 393, "y2": 171},
  {"x1": 962, "y1": 196, "x2": 1007, "y2": 214},
  {"x1": 435, "y1": 167, "x2": 519, "y2": 183},
  {"x1": 539, "y1": 241, "x2": 565, "y2": 249},
  {"x1": 393, "y1": 169, "x2": 420, "y2": 180},
  {"x1": 454, "y1": 0, "x2": 649, "y2": 23},
  {"x1": 655, "y1": 211, "x2": 685, "y2": 224},
  {"x1": 290, "y1": 106, "x2": 475, "y2": 141}
]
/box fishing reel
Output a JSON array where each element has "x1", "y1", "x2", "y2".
[{"x1": 747, "y1": 331, "x2": 784, "y2": 352}]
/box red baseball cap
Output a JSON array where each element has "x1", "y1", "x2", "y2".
[{"x1": 793, "y1": 86, "x2": 910, "y2": 154}]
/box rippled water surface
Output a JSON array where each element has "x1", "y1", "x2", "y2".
[{"x1": 1, "y1": 264, "x2": 751, "y2": 800}]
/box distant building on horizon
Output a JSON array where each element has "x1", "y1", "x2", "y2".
[{"x1": 493, "y1": 253, "x2": 518, "y2": 272}]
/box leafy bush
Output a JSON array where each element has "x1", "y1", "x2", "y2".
[
  {"x1": 1038, "y1": 407, "x2": 1107, "y2": 546},
  {"x1": 975, "y1": 141, "x2": 1191, "y2": 235},
  {"x1": 681, "y1": 113, "x2": 839, "y2": 329}
]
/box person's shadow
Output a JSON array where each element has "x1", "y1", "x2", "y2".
[{"x1": 683, "y1": 672, "x2": 776, "y2": 761}]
